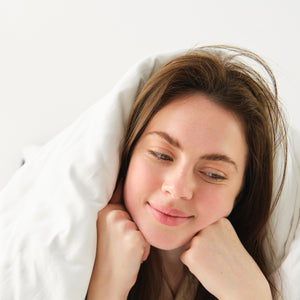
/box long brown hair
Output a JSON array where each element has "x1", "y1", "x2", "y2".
[{"x1": 119, "y1": 45, "x2": 287, "y2": 299}]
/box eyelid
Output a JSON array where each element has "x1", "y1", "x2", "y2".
[
  {"x1": 198, "y1": 167, "x2": 227, "y2": 182},
  {"x1": 201, "y1": 171, "x2": 226, "y2": 180},
  {"x1": 148, "y1": 150, "x2": 173, "y2": 161}
]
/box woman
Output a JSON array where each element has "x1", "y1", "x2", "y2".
[{"x1": 87, "y1": 46, "x2": 287, "y2": 299}]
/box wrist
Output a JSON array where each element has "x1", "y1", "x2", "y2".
[
  {"x1": 222, "y1": 280, "x2": 272, "y2": 300},
  {"x1": 87, "y1": 265, "x2": 130, "y2": 300},
  {"x1": 87, "y1": 276, "x2": 129, "y2": 300}
]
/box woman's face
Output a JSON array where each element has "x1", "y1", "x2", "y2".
[{"x1": 123, "y1": 93, "x2": 248, "y2": 250}]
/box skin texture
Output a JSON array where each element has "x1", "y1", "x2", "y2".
[
  {"x1": 87, "y1": 186, "x2": 151, "y2": 300},
  {"x1": 180, "y1": 217, "x2": 272, "y2": 299},
  {"x1": 87, "y1": 94, "x2": 272, "y2": 299},
  {"x1": 123, "y1": 93, "x2": 248, "y2": 251}
]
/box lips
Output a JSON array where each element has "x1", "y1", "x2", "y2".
[{"x1": 147, "y1": 203, "x2": 193, "y2": 226}]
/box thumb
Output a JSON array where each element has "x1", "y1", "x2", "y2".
[{"x1": 109, "y1": 183, "x2": 123, "y2": 204}]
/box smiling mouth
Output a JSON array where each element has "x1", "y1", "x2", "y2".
[{"x1": 147, "y1": 203, "x2": 193, "y2": 226}]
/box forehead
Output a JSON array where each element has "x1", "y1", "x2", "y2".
[
  {"x1": 146, "y1": 93, "x2": 244, "y2": 137},
  {"x1": 141, "y1": 93, "x2": 248, "y2": 164}
]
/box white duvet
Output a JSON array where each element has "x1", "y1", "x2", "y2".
[{"x1": 0, "y1": 49, "x2": 299, "y2": 300}]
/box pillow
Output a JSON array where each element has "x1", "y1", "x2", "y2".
[
  {"x1": 0, "y1": 49, "x2": 182, "y2": 300},
  {"x1": 0, "y1": 49, "x2": 299, "y2": 299}
]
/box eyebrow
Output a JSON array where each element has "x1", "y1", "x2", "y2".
[
  {"x1": 146, "y1": 131, "x2": 238, "y2": 170},
  {"x1": 200, "y1": 154, "x2": 238, "y2": 171},
  {"x1": 146, "y1": 131, "x2": 182, "y2": 149}
]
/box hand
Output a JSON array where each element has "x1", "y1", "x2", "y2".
[
  {"x1": 87, "y1": 185, "x2": 150, "y2": 300},
  {"x1": 180, "y1": 218, "x2": 272, "y2": 300}
]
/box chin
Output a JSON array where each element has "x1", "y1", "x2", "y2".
[
  {"x1": 143, "y1": 231, "x2": 191, "y2": 251},
  {"x1": 150, "y1": 242, "x2": 181, "y2": 251}
]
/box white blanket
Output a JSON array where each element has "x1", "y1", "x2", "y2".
[{"x1": 0, "y1": 49, "x2": 299, "y2": 299}]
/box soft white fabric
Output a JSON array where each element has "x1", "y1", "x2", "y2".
[
  {"x1": 268, "y1": 127, "x2": 300, "y2": 268},
  {"x1": 273, "y1": 127, "x2": 300, "y2": 299},
  {"x1": 0, "y1": 49, "x2": 299, "y2": 299},
  {"x1": 277, "y1": 217, "x2": 300, "y2": 299}
]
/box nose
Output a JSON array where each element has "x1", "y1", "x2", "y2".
[{"x1": 161, "y1": 166, "x2": 194, "y2": 200}]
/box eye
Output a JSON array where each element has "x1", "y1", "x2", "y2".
[
  {"x1": 148, "y1": 150, "x2": 173, "y2": 161},
  {"x1": 200, "y1": 171, "x2": 227, "y2": 181}
]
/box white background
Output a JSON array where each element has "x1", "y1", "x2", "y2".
[{"x1": 0, "y1": 0, "x2": 299, "y2": 190}]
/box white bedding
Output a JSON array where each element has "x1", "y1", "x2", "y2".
[{"x1": 0, "y1": 49, "x2": 299, "y2": 299}]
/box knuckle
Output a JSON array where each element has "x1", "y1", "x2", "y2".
[
  {"x1": 217, "y1": 217, "x2": 233, "y2": 231},
  {"x1": 124, "y1": 232, "x2": 144, "y2": 252},
  {"x1": 106, "y1": 210, "x2": 119, "y2": 223},
  {"x1": 182, "y1": 248, "x2": 196, "y2": 266},
  {"x1": 105, "y1": 209, "x2": 126, "y2": 225},
  {"x1": 126, "y1": 230, "x2": 140, "y2": 244},
  {"x1": 180, "y1": 251, "x2": 187, "y2": 263},
  {"x1": 191, "y1": 234, "x2": 202, "y2": 246},
  {"x1": 218, "y1": 217, "x2": 229, "y2": 225},
  {"x1": 116, "y1": 219, "x2": 133, "y2": 234}
]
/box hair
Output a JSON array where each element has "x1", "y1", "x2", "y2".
[{"x1": 118, "y1": 45, "x2": 287, "y2": 299}]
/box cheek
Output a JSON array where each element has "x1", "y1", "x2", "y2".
[
  {"x1": 194, "y1": 186, "x2": 235, "y2": 220},
  {"x1": 124, "y1": 156, "x2": 161, "y2": 206}
]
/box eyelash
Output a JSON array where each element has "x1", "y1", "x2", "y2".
[
  {"x1": 200, "y1": 172, "x2": 226, "y2": 181},
  {"x1": 149, "y1": 150, "x2": 227, "y2": 181},
  {"x1": 149, "y1": 150, "x2": 173, "y2": 161}
]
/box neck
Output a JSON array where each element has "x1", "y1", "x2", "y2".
[{"x1": 156, "y1": 247, "x2": 186, "y2": 295}]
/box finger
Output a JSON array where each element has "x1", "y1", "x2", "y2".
[
  {"x1": 141, "y1": 243, "x2": 151, "y2": 262},
  {"x1": 180, "y1": 234, "x2": 198, "y2": 264},
  {"x1": 109, "y1": 182, "x2": 123, "y2": 204},
  {"x1": 180, "y1": 231, "x2": 199, "y2": 254},
  {"x1": 97, "y1": 203, "x2": 127, "y2": 222},
  {"x1": 180, "y1": 248, "x2": 191, "y2": 268},
  {"x1": 183, "y1": 238, "x2": 193, "y2": 252}
]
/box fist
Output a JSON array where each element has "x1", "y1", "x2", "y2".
[
  {"x1": 180, "y1": 218, "x2": 272, "y2": 300},
  {"x1": 88, "y1": 185, "x2": 150, "y2": 299}
]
